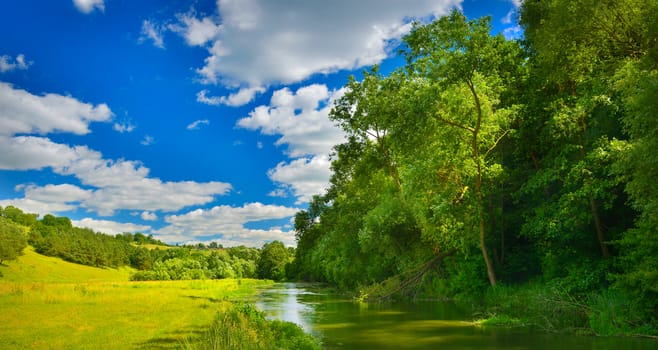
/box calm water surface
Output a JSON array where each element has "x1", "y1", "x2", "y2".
[{"x1": 256, "y1": 283, "x2": 657, "y2": 350}]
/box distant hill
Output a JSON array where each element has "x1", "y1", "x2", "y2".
[{"x1": 0, "y1": 246, "x2": 132, "y2": 283}]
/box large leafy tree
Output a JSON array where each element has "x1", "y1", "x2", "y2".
[
  {"x1": 0, "y1": 218, "x2": 28, "y2": 265},
  {"x1": 257, "y1": 241, "x2": 290, "y2": 282},
  {"x1": 398, "y1": 11, "x2": 525, "y2": 286}
]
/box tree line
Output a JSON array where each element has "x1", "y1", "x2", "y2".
[
  {"x1": 0, "y1": 205, "x2": 292, "y2": 282},
  {"x1": 288, "y1": 1, "x2": 658, "y2": 334}
]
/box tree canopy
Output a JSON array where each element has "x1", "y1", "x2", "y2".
[{"x1": 289, "y1": 3, "x2": 658, "y2": 333}]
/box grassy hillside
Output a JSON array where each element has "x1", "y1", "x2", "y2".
[
  {"x1": 0, "y1": 247, "x2": 276, "y2": 349},
  {"x1": 0, "y1": 246, "x2": 132, "y2": 283}
]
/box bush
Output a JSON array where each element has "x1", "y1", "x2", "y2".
[
  {"x1": 587, "y1": 289, "x2": 657, "y2": 336},
  {"x1": 183, "y1": 302, "x2": 320, "y2": 350},
  {"x1": 482, "y1": 283, "x2": 589, "y2": 332}
]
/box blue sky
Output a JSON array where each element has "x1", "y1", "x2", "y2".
[{"x1": 0, "y1": 0, "x2": 522, "y2": 247}]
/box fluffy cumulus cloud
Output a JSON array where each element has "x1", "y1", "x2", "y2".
[
  {"x1": 0, "y1": 197, "x2": 79, "y2": 215},
  {"x1": 73, "y1": 0, "x2": 105, "y2": 14},
  {"x1": 267, "y1": 156, "x2": 333, "y2": 204},
  {"x1": 0, "y1": 82, "x2": 113, "y2": 136},
  {"x1": 2, "y1": 143, "x2": 232, "y2": 215},
  {"x1": 155, "y1": 203, "x2": 299, "y2": 247},
  {"x1": 140, "y1": 211, "x2": 158, "y2": 221},
  {"x1": 237, "y1": 84, "x2": 345, "y2": 158},
  {"x1": 0, "y1": 54, "x2": 31, "y2": 73},
  {"x1": 174, "y1": 0, "x2": 461, "y2": 105},
  {"x1": 72, "y1": 218, "x2": 151, "y2": 235},
  {"x1": 237, "y1": 84, "x2": 345, "y2": 203},
  {"x1": 171, "y1": 14, "x2": 222, "y2": 47},
  {"x1": 0, "y1": 84, "x2": 232, "y2": 217}
]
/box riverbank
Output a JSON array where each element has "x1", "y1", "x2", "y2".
[
  {"x1": 474, "y1": 283, "x2": 658, "y2": 338},
  {"x1": 255, "y1": 283, "x2": 658, "y2": 349}
]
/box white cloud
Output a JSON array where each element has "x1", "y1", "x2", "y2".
[
  {"x1": 0, "y1": 198, "x2": 78, "y2": 216},
  {"x1": 20, "y1": 183, "x2": 92, "y2": 203},
  {"x1": 113, "y1": 121, "x2": 136, "y2": 133},
  {"x1": 0, "y1": 54, "x2": 31, "y2": 73},
  {"x1": 73, "y1": 0, "x2": 105, "y2": 14},
  {"x1": 140, "y1": 20, "x2": 166, "y2": 49},
  {"x1": 503, "y1": 25, "x2": 523, "y2": 40},
  {"x1": 268, "y1": 188, "x2": 288, "y2": 198},
  {"x1": 155, "y1": 203, "x2": 299, "y2": 247},
  {"x1": 186, "y1": 119, "x2": 210, "y2": 130},
  {"x1": 510, "y1": 0, "x2": 523, "y2": 8},
  {"x1": 196, "y1": 86, "x2": 265, "y2": 107},
  {"x1": 237, "y1": 84, "x2": 346, "y2": 203},
  {"x1": 140, "y1": 135, "x2": 155, "y2": 146},
  {"x1": 5, "y1": 184, "x2": 90, "y2": 216},
  {"x1": 140, "y1": 211, "x2": 158, "y2": 221},
  {"x1": 0, "y1": 141, "x2": 233, "y2": 215},
  {"x1": 502, "y1": 9, "x2": 514, "y2": 24},
  {"x1": 237, "y1": 84, "x2": 346, "y2": 157},
  {"x1": 174, "y1": 0, "x2": 461, "y2": 89},
  {"x1": 267, "y1": 156, "x2": 332, "y2": 204},
  {"x1": 172, "y1": 14, "x2": 222, "y2": 47},
  {"x1": 0, "y1": 82, "x2": 113, "y2": 136},
  {"x1": 0, "y1": 83, "x2": 232, "y2": 216},
  {"x1": 0, "y1": 136, "x2": 82, "y2": 170},
  {"x1": 72, "y1": 218, "x2": 151, "y2": 235}
]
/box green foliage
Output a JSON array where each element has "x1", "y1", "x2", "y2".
[
  {"x1": 0, "y1": 205, "x2": 38, "y2": 227},
  {"x1": 257, "y1": 241, "x2": 290, "y2": 281},
  {"x1": 587, "y1": 289, "x2": 656, "y2": 336},
  {"x1": 482, "y1": 283, "x2": 590, "y2": 332},
  {"x1": 184, "y1": 302, "x2": 320, "y2": 350},
  {"x1": 0, "y1": 218, "x2": 28, "y2": 264},
  {"x1": 30, "y1": 219, "x2": 131, "y2": 268},
  {"x1": 130, "y1": 246, "x2": 259, "y2": 281}
]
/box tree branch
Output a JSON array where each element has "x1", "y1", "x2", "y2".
[
  {"x1": 436, "y1": 114, "x2": 475, "y2": 133},
  {"x1": 484, "y1": 129, "x2": 510, "y2": 159}
]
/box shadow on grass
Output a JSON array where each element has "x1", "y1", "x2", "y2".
[
  {"x1": 137, "y1": 325, "x2": 207, "y2": 349},
  {"x1": 184, "y1": 295, "x2": 227, "y2": 303}
]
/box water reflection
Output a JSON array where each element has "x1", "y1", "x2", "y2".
[{"x1": 256, "y1": 283, "x2": 657, "y2": 350}]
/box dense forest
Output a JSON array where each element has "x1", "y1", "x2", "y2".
[
  {"x1": 0, "y1": 205, "x2": 291, "y2": 282},
  {"x1": 288, "y1": 0, "x2": 658, "y2": 335}
]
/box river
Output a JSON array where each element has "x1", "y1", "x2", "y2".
[{"x1": 255, "y1": 283, "x2": 656, "y2": 349}]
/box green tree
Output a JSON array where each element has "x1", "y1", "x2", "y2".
[
  {"x1": 398, "y1": 10, "x2": 524, "y2": 286},
  {"x1": 0, "y1": 218, "x2": 28, "y2": 264},
  {"x1": 257, "y1": 241, "x2": 290, "y2": 281}
]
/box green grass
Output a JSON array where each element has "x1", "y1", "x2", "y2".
[
  {"x1": 0, "y1": 246, "x2": 132, "y2": 283},
  {"x1": 0, "y1": 247, "x2": 276, "y2": 349}
]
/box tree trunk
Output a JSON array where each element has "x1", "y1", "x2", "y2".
[
  {"x1": 589, "y1": 194, "x2": 611, "y2": 258},
  {"x1": 469, "y1": 79, "x2": 497, "y2": 287},
  {"x1": 480, "y1": 212, "x2": 497, "y2": 287},
  {"x1": 477, "y1": 172, "x2": 497, "y2": 287}
]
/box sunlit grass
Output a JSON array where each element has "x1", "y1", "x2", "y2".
[
  {"x1": 0, "y1": 246, "x2": 132, "y2": 283},
  {"x1": 0, "y1": 247, "x2": 274, "y2": 349},
  {"x1": 0, "y1": 279, "x2": 273, "y2": 349}
]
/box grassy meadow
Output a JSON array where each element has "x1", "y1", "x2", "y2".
[{"x1": 0, "y1": 247, "x2": 275, "y2": 349}]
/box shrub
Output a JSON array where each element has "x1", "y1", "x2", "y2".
[{"x1": 184, "y1": 302, "x2": 320, "y2": 350}]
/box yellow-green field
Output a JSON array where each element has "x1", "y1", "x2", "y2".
[{"x1": 0, "y1": 248, "x2": 273, "y2": 349}]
